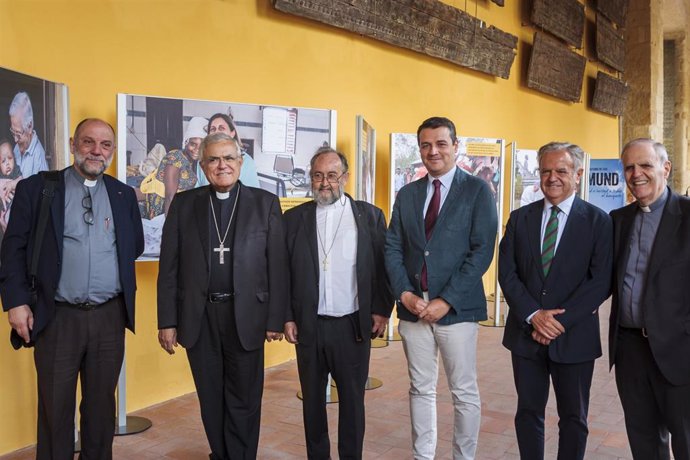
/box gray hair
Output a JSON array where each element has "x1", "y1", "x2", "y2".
[
  {"x1": 309, "y1": 146, "x2": 349, "y2": 174},
  {"x1": 199, "y1": 132, "x2": 242, "y2": 163},
  {"x1": 9, "y1": 92, "x2": 34, "y2": 131},
  {"x1": 537, "y1": 142, "x2": 584, "y2": 171},
  {"x1": 621, "y1": 138, "x2": 669, "y2": 163}
]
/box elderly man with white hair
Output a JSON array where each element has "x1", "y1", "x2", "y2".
[{"x1": 9, "y1": 91, "x2": 48, "y2": 177}]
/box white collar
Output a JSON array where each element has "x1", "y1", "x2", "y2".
[{"x1": 543, "y1": 192, "x2": 576, "y2": 216}]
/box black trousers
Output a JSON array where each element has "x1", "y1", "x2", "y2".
[
  {"x1": 615, "y1": 327, "x2": 690, "y2": 460},
  {"x1": 34, "y1": 296, "x2": 126, "y2": 460},
  {"x1": 511, "y1": 350, "x2": 594, "y2": 460},
  {"x1": 186, "y1": 301, "x2": 264, "y2": 460},
  {"x1": 296, "y1": 313, "x2": 370, "y2": 460}
]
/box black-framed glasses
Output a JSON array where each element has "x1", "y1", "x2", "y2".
[
  {"x1": 310, "y1": 172, "x2": 344, "y2": 184},
  {"x1": 82, "y1": 194, "x2": 94, "y2": 225}
]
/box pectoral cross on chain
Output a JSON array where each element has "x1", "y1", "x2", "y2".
[
  {"x1": 322, "y1": 256, "x2": 329, "y2": 271},
  {"x1": 214, "y1": 243, "x2": 230, "y2": 264}
]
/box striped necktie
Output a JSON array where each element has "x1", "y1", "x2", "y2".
[{"x1": 541, "y1": 205, "x2": 560, "y2": 275}]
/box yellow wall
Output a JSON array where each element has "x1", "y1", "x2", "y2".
[{"x1": 0, "y1": 0, "x2": 619, "y2": 454}]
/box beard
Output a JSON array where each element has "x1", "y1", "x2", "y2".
[
  {"x1": 74, "y1": 155, "x2": 111, "y2": 179},
  {"x1": 313, "y1": 183, "x2": 342, "y2": 206}
]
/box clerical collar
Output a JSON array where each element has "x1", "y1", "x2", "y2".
[
  {"x1": 211, "y1": 184, "x2": 238, "y2": 201},
  {"x1": 639, "y1": 187, "x2": 668, "y2": 213},
  {"x1": 67, "y1": 166, "x2": 99, "y2": 187}
]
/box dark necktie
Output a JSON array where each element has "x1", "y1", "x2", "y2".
[
  {"x1": 541, "y1": 205, "x2": 560, "y2": 276},
  {"x1": 421, "y1": 179, "x2": 442, "y2": 291}
]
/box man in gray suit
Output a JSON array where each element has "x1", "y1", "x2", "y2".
[{"x1": 385, "y1": 117, "x2": 498, "y2": 460}]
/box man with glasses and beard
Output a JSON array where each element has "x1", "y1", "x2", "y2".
[
  {"x1": 283, "y1": 146, "x2": 393, "y2": 459},
  {"x1": 0, "y1": 118, "x2": 144, "y2": 459}
]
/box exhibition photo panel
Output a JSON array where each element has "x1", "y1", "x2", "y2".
[
  {"x1": 0, "y1": 66, "x2": 69, "y2": 251},
  {"x1": 116, "y1": 94, "x2": 336, "y2": 259}
]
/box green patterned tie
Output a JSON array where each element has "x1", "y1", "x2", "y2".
[{"x1": 541, "y1": 206, "x2": 560, "y2": 275}]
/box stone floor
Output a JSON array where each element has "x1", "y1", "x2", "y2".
[{"x1": 1, "y1": 300, "x2": 634, "y2": 459}]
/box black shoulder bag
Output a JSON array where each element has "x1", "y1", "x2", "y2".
[{"x1": 10, "y1": 171, "x2": 60, "y2": 350}]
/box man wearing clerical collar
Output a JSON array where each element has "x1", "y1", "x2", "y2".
[
  {"x1": 609, "y1": 138, "x2": 690, "y2": 459},
  {"x1": 157, "y1": 132, "x2": 289, "y2": 460},
  {"x1": 283, "y1": 147, "x2": 393, "y2": 459},
  {"x1": 0, "y1": 118, "x2": 144, "y2": 459}
]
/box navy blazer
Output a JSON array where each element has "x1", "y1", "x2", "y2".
[
  {"x1": 610, "y1": 191, "x2": 690, "y2": 385},
  {"x1": 499, "y1": 196, "x2": 612, "y2": 364},
  {"x1": 283, "y1": 196, "x2": 393, "y2": 345},
  {"x1": 385, "y1": 168, "x2": 498, "y2": 324},
  {"x1": 0, "y1": 169, "x2": 144, "y2": 338},
  {"x1": 157, "y1": 183, "x2": 289, "y2": 351}
]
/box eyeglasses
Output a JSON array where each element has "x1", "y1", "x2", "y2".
[
  {"x1": 82, "y1": 194, "x2": 94, "y2": 225},
  {"x1": 9, "y1": 127, "x2": 25, "y2": 139},
  {"x1": 205, "y1": 155, "x2": 242, "y2": 167},
  {"x1": 310, "y1": 172, "x2": 344, "y2": 184}
]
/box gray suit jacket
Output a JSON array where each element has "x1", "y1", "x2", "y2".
[
  {"x1": 157, "y1": 183, "x2": 289, "y2": 351},
  {"x1": 385, "y1": 167, "x2": 498, "y2": 324}
]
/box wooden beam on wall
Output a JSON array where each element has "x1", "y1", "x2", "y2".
[
  {"x1": 273, "y1": 0, "x2": 518, "y2": 79},
  {"x1": 592, "y1": 71, "x2": 630, "y2": 116},
  {"x1": 597, "y1": 0, "x2": 628, "y2": 27},
  {"x1": 527, "y1": 32, "x2": 586, "y2": 102},
  {"x1": 596, "y1": 13, "x2": 625, "y2": 72},
  {"x1": 531, "y1": 0, "x2": 585, "y2": 49}
]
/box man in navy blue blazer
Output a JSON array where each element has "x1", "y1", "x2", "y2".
[
  {"x1": 499, "y1": 142, "x2": 612, "y2": 460},
  {"x1": 0, "y1": 118, "x2": 144, "y2": 460},
  {"x1": 386, "y1": 117, "x2": 497, "y2": 459}
]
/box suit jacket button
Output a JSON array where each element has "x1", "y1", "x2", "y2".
[
  {"x1": 414, "y1": 274, "x2": 420, "y2": 280},
  {"x1": 424, "y1": 250, "x2": 430, "y2": 256},
  {"x1": 542, "y1": 290, "x2": 547, "y2": 296}
]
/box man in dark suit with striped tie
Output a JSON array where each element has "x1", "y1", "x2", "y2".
[{"x1": 499, "y1": 142, "x2": 613, "y2": 460}]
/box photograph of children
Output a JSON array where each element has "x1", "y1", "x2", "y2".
[
  {"x1": 0, "y1": 66, "x2": 69, "y2": 250},
  {"x1": 117, "y1": 94, "x2": 335, "y2": 259},
  {"x1": 356, "y1": 116, "x2": 376, "y2": 204}
]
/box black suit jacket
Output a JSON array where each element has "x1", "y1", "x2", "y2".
[
  {"x1": 157, "y1": 183, "x2": 289, "y2": 351},
  {"x1": 500, "y1": 196, "x2": 613, "y2": 363},
  {"x1": 0, "y1": 169, "x2": 144, "y2": 337},
  {"x1": 283, "y1": 196, "x2": 393, "y2": 345},
  {"x1": 609, "y1": 190, "x2": 690, "y2": 385}
]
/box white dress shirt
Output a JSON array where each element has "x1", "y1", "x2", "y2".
[
  {"x1": 422, "y1": 166, "x2": 457, "y2": 216},
  {"x1": 316, "y1": 196, "x2": 359, "y2": 316}
]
